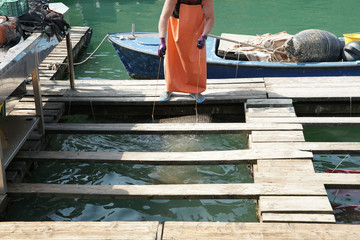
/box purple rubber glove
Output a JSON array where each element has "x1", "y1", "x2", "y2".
[
  {"x1": 158, "y1": 37, "x2": 166, "y2": 57},
  {"x1": 197, "y1": 34, "x2": 207, "y2": 49}
]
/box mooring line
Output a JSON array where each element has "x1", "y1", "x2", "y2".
[
  {"x1": 195, "y1": 50, "x2": 202, "y2": 123},
  {"x1": 332, "y1": 154, "x2": 350, "y2": 172},
  {"x1": 151, "y1": 57, "x2": 162, "y2": 122},
  {"x1": 48, "y1": 34, "x2": 109, "y2": 70},
  {"x1": 90, "y1": 100, "x2": 96, "y2": 120},
  {"x1": 235, "y1": 48, "x2": 241, "y2": 78},
  {"x1": 67, "y1": 92, "x2": 72, "y2": 115},
  {"x1": 330, "y1": 154, "x2": 350, "y2": 204},
  {"x1": 350, "y1": 96, "x2": 352, "y2": 117}
]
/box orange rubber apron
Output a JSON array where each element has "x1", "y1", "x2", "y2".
[{"x1": 165, "y1": 3, "x2": 206, "y2": 93}]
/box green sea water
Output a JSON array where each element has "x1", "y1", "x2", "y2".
[{"x1": 5, "y1": 0, "x2": 360, "y2": 222}]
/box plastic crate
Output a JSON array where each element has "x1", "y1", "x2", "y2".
[{"x1": 0, "y1": 0, "x2": 29, "y2": 17}]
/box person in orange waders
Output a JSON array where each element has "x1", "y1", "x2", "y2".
[{"x1": 158, "y1": 0, "x2": 215, "y2": 103}]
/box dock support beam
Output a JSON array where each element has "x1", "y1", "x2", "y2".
[
  {"x1": 66, "y1": 32, "x2": 75, "y2": 90},
  {"x1": 0, "y1": 138, "x2": 7, "y2": 194},
  {"x1": 32, "y1": 48, "x2": 45, "y2": 135}
]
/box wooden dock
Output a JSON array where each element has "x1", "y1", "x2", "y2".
[{"x1": 1, "y1": 27, "x2": 360, "y2": 238}]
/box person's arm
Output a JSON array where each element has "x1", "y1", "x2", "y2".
[
  {"x1": 158, "y1": 0, "x2": 177, "y2": 38},
  {"x1": 201, "y1": 0, "x2": 215, "y2": 36},
  {"x1": 197, "y1": 0, "x2": 215, "y2": 49}
]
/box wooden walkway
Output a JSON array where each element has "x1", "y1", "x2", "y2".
[
  {"x1": 2, "y1": 28, "x2": 360, "y2": 238},
  {"x1": 0, "y1": 221, "x2": 359, "y2": 240}
]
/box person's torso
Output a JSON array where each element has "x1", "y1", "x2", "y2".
[{"x1": 172, "y1": 0, "x2": 202, "y2": 18}]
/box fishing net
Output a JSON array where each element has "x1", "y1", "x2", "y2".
[
  {"x1": 220, "y1": 32, "x2": 294, "y2": 62},
  {"x1": 284, "y1": 29, "x2": 342, "y2": 62}
]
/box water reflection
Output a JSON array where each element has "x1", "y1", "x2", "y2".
[{"x1": 5, "y1": 198, "x2": 257, "y2": 222}]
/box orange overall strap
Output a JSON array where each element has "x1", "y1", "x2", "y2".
[{"x1": 165, "y1": 4, "x2": 206, "y2": 93}]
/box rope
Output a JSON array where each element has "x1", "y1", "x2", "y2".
[
  {"x1": 48, "y1": 34, "x2": 109, "y2": 69},
  {"x1": 72, "y1": 34, "x2": 109, "y2": 66},
  {"x1": 151, "y1": 57, "x2": 162, "y2": 122},
  {"x1": 235, "y1": 48, "x2": 241, "y2": 78},
  {"x1": 332, "y1": 154, "x2": 350, "y2": 172},
  {"x1": 350, "y1": 96, "x2": 352, "y2": 117},
  {"x1": 330, "y1": 154, "x2": 350, "y2": 203},
  {"x1": 195, "y1": 49, "x2": 202, "y2": 123}
]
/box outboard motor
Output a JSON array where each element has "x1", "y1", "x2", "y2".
[{"x1": 342, "y1": 41, "x2": 360, "y2": 61}]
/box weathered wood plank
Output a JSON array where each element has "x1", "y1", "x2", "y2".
[
  {"x1": 15, "y1": 149, "x2": 313, "y2": 164},
  {"x1": 251, "y1": 131, "x2": 305, "y2": 142},
  {"x1": 21, "y1": 94, "x2": 266, "y2": 103},
  {"x1": 259, "y1": 196, "x2": 333, "y2": 213},
  {"x1": 162, "y1": 222, "x2": 359, "y2": 240},
  {"x1": 256, "y1": 160, "x2": 315, "y2": 173},
  {"x1": 9, "y1": 110, "x2": 61, "y2": 116},
  {"x1": 0, "y1": 221, "x2": 159, "y2": 240},
  {"x1": 44, "y1": 122, "x2": 303, "y2": 134},
  {"x1": 261, "y1": 213, "x2": 336, "y2": 223},
  {"x1": 7, "y1": 183, "x2": 327, "y2": 199},
  {"x1": 42, "y1": 78, "x2": 265, "y2": 86},
  {"x1": 38, "y1": 83, "x2": 264, "y2": 91},
  {"x1": 268, "y1": 89, "x2": 360, "y2": 99},
  {"x1": 247, "y1": 107, "x2": 296, "y2": 117},
  {"x1": 58, "y1": 88, "x2": 266, "y2": 98},
  {"x1": 11, "y1": 102, "x2": 65, "y2": 110},
  {"x1": 246, "y1": 99, "x2": 293, "y2": 108},
  {"x1": 264, "y1": 76, "x2": 360, "y2": 84},
  {"x1": 251, "y1": 142, "x2": 360, "y2": 153},
  {"x1": 246, "y1": 116, "x2": 360, "y2": 126},
  {"x1": 39, "y1": 26, "x2": 91, "y2": 81},
  {"x1": 254, "y1": 172, "x2": 360, "y2": 188}
]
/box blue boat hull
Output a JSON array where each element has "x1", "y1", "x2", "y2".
[{"x1": 108, "y1": 32, "x2": 360, "y2": 79}]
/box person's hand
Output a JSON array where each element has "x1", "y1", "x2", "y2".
[
  {"x1": 158, "y1": 37, "x2": 166, "y2": 57},
  {"x1": 197, "y1": 34, "x2": 207, "y2": 49}
]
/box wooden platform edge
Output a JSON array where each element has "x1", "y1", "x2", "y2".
[{"x1": 7, "y1": 183, "x2": 327, "y2": 200}]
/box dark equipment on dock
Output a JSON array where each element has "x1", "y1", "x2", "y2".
[
  {"x1": 0, "y1": 16, "x2": 22, "y2": 47},
  {"x1": 342, "y1": 41, "x2": 360, "y2": 61},
  {"x1": 18, "y1": 0, "x2": 70, "y2": 41}
]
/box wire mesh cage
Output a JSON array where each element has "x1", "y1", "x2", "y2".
[{"x1": 0, "y1": 0, "x2": 29, "y2": 17}]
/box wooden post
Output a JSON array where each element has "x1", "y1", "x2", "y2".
[
  {"x1": 66, "y1": 32, "x2": 75, "y2": 89},
  {"x1": 0, "y1": 138, "x2": 6, "y2": 194},
  {"x1": 32, "y1": 48, "x2": 45, "y2": 135}
]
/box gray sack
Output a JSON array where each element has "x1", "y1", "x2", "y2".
[{"x1": 285, "y1": 29, "x2": 341, "y2": 62}]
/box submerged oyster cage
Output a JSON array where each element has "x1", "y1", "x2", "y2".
[{"x1": 0, "y1": 0, "x2": 28, "y2": 17}]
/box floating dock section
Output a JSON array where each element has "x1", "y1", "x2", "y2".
[{"x1": 0, "y1": 28, "x2": 360, "y2": 238}]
